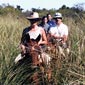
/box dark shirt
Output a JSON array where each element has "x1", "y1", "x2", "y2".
[{"x1": 21, "y1": 27, "x2": 31, "y2": 45}]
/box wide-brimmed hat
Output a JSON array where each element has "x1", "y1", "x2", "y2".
[
  {"x1": 53, "y1": 12, "x2": 62, "y2": 19},
  {"x1": 26, "y1": 12, "x2": 41, "y2": 21}
]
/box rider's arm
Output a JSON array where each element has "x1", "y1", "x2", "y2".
[
  {"x1": 62, "y1": 35, "x2": 68, "y2": 43},
  {"x1": 38, "y1": 28, "x2": 47, "y2": 45},
  {"x1": 52, "y1": 34, "x2": 63, "y2": 39}
]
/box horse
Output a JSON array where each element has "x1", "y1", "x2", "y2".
[
  {"x1": 46, "y1": 32, "x2": 70, "y2": 70},
  {"x1": 14, "y1": 33, "x2": 52, "y2": 84}
]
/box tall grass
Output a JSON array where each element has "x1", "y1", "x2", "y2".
[
  {"x1": 62, "y1": 15, "x2": 85, "y2": 84},
  {"x1": 0, "y1": 13, "x2": 85, "y2": 85},
  {"x1": 0, "y1": 14, "x2": 29, "y2": 84}
]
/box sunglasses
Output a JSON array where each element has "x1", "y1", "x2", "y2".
[{"x1": 54, "y1": 17, "x2": 62, "y2": 19}]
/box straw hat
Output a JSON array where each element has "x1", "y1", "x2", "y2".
[{"x1": 26, "y1": 12, "x2": 41, "y2": 21}]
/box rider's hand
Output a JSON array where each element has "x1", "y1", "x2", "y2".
[
  {"x1": 20, "y1": 44, "x2": 26, "y2": 53},
  {"x1": 62, "y1": 43, "x2": 67, "y2": 49}
]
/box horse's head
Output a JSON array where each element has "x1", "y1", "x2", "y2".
[{"x1": 46, "y1": 33, "x2": 56, "y2": 46}]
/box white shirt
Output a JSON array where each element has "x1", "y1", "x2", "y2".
[
  {"x1": 28, "y1": 27, "x2": 43, "y2": 43},
  {"x1": 49, "y1": 23, "x2": 68, "y2": 37},
  {"x1": 28, "y1": 27, "x2": 41, "y2": 39}
]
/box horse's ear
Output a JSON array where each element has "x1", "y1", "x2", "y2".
[
  {"x1": 36, "y1": 34, "x2": 41, "y2": 42},
  {"x1": 25, "y1": 33, "x2": 30, "y2": 42}
]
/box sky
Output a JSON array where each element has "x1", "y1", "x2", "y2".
[{"x1": 0, "y1": 0, "x2": 85, "y2": 11}]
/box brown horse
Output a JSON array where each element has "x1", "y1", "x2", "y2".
[
  {"x1": 46, "y1": 33, "x2": 70, "y2": 71},
  {"x1": 46, "y1": 33, "x2": 66, "y2": 75},
  {"x1": 15, "y1": 33, "x2": 44, "y2": 84},
  {"x1": 24, "y1": 33, "x2": 43, "y2": 85},
  {"x1": 26, "y1": 33, "x2": 54, "y2": 84},
  {"x1": 14, "y1": 34, "x2": 55, "y2": 85}
]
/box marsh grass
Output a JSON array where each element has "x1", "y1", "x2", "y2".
[{"x1": 0, "y1": 14, "x2": 85, "y2": 85}]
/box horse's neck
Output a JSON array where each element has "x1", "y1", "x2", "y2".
[{"x1": 29, "y1": 41, "x2": 40, "y2": 66}]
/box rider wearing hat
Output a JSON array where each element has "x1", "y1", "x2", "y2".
[
  {"x1": 49, "y1": 12, "x2": 68, "y2": 48},
  {"x1": 20, "y1": 12, "x2": 47, "y2": 53}
]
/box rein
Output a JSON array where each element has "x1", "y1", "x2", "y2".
[{"x1": 25, "y1": 46, "x2": 42, "y2": 53}]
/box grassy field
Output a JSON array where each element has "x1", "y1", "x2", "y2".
[{"x1": 0, "y1": 14, "x2": 85, "y2": 85}]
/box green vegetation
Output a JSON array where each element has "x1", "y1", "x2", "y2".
[{"x1": 0, "y1": 4, "x2": 85, "y2": 85}]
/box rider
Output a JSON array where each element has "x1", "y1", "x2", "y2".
[
  {"x1": 47, "y1": 13, "x2": 56, "y2": 27},
  {"x1": 39, "y1": 16, "x2": 50, "y2": 34},
  {"x1": 49, "y1": 12, "x2": 68, "y2": 48},
  {"x1": 20, "y1": 12, "x2": 47, "y2": 54}
]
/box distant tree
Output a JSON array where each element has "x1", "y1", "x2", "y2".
[
  {"x1": 16, "y1": 5, "x2": 23, "y2": 12},
  {"x1": 61, "y1": 5, "x2": 67, "y2": 9},
  {"x1": 74, "y1": 3, "x2": 85, "y2": 11},
  {"x1": 0, "y1": 5, "x2": 2, "y2": 8},
  {"x1": 42, "y1": 8, "x2": 47, "y2": 11},
  {"x1": 31, "y1": 8, "x2": 37, "y2": 12},
  {"x1": 23, "y1": 10, "x2": 31, "y2": 17},
  {"x1": 0, "y1": 4, "x2": 23, "y2": 16}
]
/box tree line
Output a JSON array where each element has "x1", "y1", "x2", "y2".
[{"x1": 0, "y1": 3, "x2": 85, "y2": 18}]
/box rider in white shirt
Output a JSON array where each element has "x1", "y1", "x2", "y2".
[{"x1": 49, "y1": 12, "x2": 68, "y2": 48}]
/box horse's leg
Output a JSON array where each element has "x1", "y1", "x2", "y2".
[
  {"x1": 31, "y1": 51, "x2": 41, "y2": 84},
  {"x1": 32, "y1": 72, "x2": 39, "y2": 85},
  {"x1": 46, "y1": 68, "x2": 52, "y2": 81}
]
